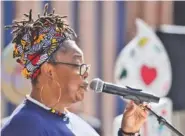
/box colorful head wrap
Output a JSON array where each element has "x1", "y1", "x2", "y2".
[{"x1": 5, "y1": 4, "x2": 77, "y2": 79}]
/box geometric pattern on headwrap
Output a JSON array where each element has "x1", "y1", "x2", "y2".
[{"x1": 5, "y1": 4, "x2": 77, "y2": 79}]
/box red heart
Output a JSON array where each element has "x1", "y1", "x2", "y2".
[{"x1": 141, "y1": 65, "x2": 157, "y2": 85}]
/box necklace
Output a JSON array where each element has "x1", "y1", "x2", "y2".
[
  {"x1": 26, "y1": 95, "x2": 74, "y2": 134},
  {"x1": 26, "y1": 95, "x2": 68, "y2": 121}
]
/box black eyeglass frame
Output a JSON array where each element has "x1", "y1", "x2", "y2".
[{"x1": 49, "y1": 61, "x2": 90, "y2": 76}]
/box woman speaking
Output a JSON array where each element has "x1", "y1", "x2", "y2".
[{"x1": 1, "y1": 4, "x2": 148, "y2": 136}]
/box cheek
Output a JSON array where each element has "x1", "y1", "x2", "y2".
[{"x1": 67, "y1": 79, "x2": 81, "y2": 93}]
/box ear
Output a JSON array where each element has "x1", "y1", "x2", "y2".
[{"x1": 40, "y1": 62, "x2": 55, "y2": 80}]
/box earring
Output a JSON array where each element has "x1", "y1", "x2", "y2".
[{"x1": 40, "y1": 79, "x2": 62, "y2": 108}]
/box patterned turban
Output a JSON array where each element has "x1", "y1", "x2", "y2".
[{"x1": 5, "y1": 4, "x2": 77, "y2": 79}]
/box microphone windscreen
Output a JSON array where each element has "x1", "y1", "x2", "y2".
[{"x1": 90, "y1": 78, "x2": 104, "y2": 93}]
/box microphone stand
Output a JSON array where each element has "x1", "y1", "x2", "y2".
[
  {"x1": 120, "y1": 86, "x2": 184, "y2": 136},
  {"x1": 144, "y1": 106, "x2": 184, "y2": 136}
]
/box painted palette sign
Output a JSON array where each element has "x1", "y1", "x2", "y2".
[{"x1": 114, "y1": 19, "x2": 172, "y2": 97}]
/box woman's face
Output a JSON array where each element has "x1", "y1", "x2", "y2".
[{"x1": 51, "y1": 40, "x2": 89, "y2": 104}]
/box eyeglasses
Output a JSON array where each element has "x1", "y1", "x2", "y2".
[{"x1": 50, "y1": 61, "x2": 91, "y2": 76}]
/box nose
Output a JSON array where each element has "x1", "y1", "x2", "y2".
[{"x1": 82, "y1": 70, "x2": 89, "y2": 80}]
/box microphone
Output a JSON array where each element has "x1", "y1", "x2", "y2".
[{"x1": 90, "y1": 78, "x2": 160, "y2": 104}]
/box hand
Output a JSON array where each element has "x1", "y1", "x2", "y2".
[{"x1": 121, "y1": 101, "x2": 149, "y2": 134}]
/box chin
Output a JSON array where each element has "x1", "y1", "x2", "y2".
[{"x1": 74, "y1": 93, "x2": 85, "y2": 103}]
